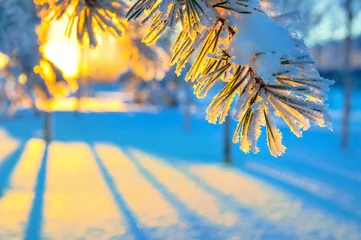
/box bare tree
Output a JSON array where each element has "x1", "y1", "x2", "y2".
[
  {"x1": 342, "y1": 0, "x2": 353, "y2": 148},
  {"x1": 44, "y1": 108, "x2": 51, "y2": 143},
  {"x1": 223, "y1": 116, "x2": 232, "y2": 164},
  {"x1": 183, "y1": 80, "x2": 192, "y2": 132}
]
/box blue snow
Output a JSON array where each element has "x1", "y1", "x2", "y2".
[{"x1": 0, "y1": 87, "x2": 361, "y2": 239}]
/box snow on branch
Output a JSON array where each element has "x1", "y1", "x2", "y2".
[{"x1": 126, "y1": 0, "x2": 334, "y2": 157}]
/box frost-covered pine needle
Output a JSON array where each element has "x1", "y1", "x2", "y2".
[
  {"x1": 34, "y1": 0, "x2": 126, "y2": 47},
  {"x1": 126, "y1": 0, "x2": 334, "y2": 157}
]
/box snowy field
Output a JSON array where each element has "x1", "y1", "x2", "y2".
[{"x1": 0, "y1": 87, "x2": 361, "y2": 240}]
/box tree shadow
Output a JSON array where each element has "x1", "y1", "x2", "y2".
[
  {"x1": 124, "y1": 147, "x2": 222, "y2": 240},
  {"x1": 131, "y1": 147, "x2": 361, "y2": 235},
  {"x1": 242, "y1": 156, "x2": 361, "y2": 203},
  {"x1": 24, "y1": 144, "x2": 49, "y2": 240},
  {"x1": 237, "y1": 164, "x2": 361, "y2": 224},
  {"x1": 0, "y1": 143, "x2": 25, "y2": 198},
  {"x1": 129, "y1": 132, "x2": 361, "y2": 226},
  {"x1": 90, "y1": 146, "x2": 147, "y2": 240}
]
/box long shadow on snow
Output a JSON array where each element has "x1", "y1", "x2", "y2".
[
  {"x1": 24, "y1": 144, "x2": 49, "y2": 240},
  {"x1": 246, "y1": 155, "x2": 361, "y2": 201},
  {"x1": 123, "y1": 148, "x2": 225, "y2": 240},
  {"x1": 0, "y1": 143, "x2": 25, "y2": 198},
  {"x1": 130, "y1": 148, "x2": 361, "y2": 228},
  {"x1": 237, "y1": 163, "x2": 361, "y2": 225},
  {"x1": 90, "y1": 146, "x2": 147, "y2": 240},
  {"x1": 51, "y1": 112, "x2": 361, "y2": 225},
  {"x1": 164, "y1": 160, "x2": 293, "y2": 240}
]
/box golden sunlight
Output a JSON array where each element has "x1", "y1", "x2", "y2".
[
  {"x1": 42, "y1": 18, "x2": 128, "y2": 82},
  {"x1": 42, "y1": 26, "x2": 80, "y2": 80},
  {"x1": 0, "y1": 52, "x2": 9, "y2": 70}
]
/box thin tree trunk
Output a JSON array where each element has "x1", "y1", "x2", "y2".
[
  {"x1": 183, "y1": 90, "x2": 190, "y2": 132},
  {"x1": 223, "y1": 116, "x2": 232, "y2": 164},
  {"x1": 76, "y1": 85, "x2": 81, "y2": 113},
  {"x1": 87, "y1": 78, "x2": 92, "y2": 97},
  {"x1": 342, "y1": 0, "x2": 353, "y2": 148},
  {"x1": 183, "y1": 81, "x2": 191, "y2": 132},
  {"x1": 44, "y1": 108, "x2": 51, "y2": 143}
]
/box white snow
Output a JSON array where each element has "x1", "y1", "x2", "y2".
[{"x1": 0, "y1": 87, "x2": 360, "y2": 239}]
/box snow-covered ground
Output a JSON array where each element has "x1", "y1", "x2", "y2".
[{"x1": 0, "y1": 87, "x2": 361, "y2": 240}]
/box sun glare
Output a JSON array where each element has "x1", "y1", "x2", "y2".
[
  {"x1": 43, "y1": 41, "x2": 79, "y2": 80},
  {"x1": 42, "y1": 20, "x2": 80, "y2": 80},
  {"x1": 41, "y1": 18, "x2": 128, "y2": 82}
]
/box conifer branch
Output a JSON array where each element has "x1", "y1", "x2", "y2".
[
  {"x1": 125, "y1": 0, "x2": 334, "y2": 156},
  {"x1": 30, "y1": 0, "x2": 335, "y2": 157}
]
